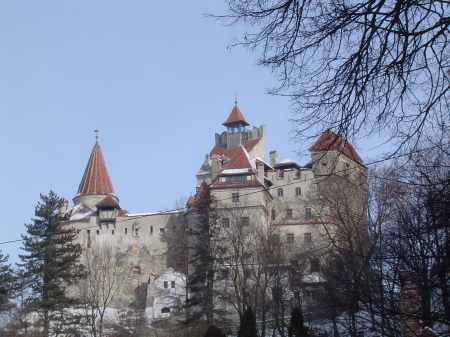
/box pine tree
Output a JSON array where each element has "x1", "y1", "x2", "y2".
[
  {"x1": 204, "y1": 324, "x2": 226, "y2": 337},
  {"x1": 237, "y1": 306, "x2": 258, "y2": 337},
  {"x1": 0, "y1": 250, "x2": 12, "y2": 308},
  {"x1": 18, "y1": 191, "x2": 82, "y2": 336},
  {"x1": 185, "y1": 183, "x2": 220, "y2": 326},
  {"x1": 288, "y1": 307, "x2": 310, "y2": 337}
]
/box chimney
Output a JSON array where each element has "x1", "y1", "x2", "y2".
[
  {"x1": 400, "y1": 270, "x2": 421, "y2": 337},
  {"x1": 59, "y1": 199, "x2": 69, "y2": 214},
  {"x1": 257, "y1": 162, "x2": 265, "y2": 181},
  {"x1": 270, "y1": 150, "x2": 278, "y2": 167}
]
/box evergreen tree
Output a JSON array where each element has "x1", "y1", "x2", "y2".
[
  {"x1": 18, "y1": 191, "x2": 82, "y2": 336},
  {"x1": 237, "y1": 306, "x2": 258, "y2": 337},
  {"x1": 288, "y1": 307, "x2": 310, "y2": 337},
  {"x1": 204, "y1": 324, "x2": 226, "y2": 337},
  {"x1": 185, "y1": 183, "x2": 220, "y2": 326},
  {"x1": 0, "y1": 250, "x2": 12, "y2": 308}
]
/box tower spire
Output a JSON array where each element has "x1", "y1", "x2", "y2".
[{"x1": 73, "y1": 140, "x2": 117, "y2": 207}]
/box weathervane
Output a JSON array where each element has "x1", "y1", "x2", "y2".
[
  {"x1": 95, "y1": 129, "x2": 99, "y2": 144},
  {"x1": 235, "y1": 92, "x2": 238, "y2": 105}
]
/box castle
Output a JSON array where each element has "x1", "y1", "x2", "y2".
[{"x1": 63, "y1": 103, "x2": 366, "y2": 323}]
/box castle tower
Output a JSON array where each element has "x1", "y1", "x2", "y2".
[
  {"x1": 222, "y1": 103, "x2": 250, "y2": 150},
  {"x1": 73, "y1": 141, "x2": 119, "y2": 209}
]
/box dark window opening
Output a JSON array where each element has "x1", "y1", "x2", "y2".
[
  {"x1": 222, "y1": 218, "x2": 230, "y2": 228},
  {"x1": 286, "y1": 209, "x2": 293, "y2": 219},
  {"x1": 287, "y1": 233, "x2": 294, "y2": 243},
  {"x1": 277, "y1": 188, "x2": 283, "y2": 197},
  {"x1": 164, "y1": 281, "x2": 168, "y2": 288},
  {"x1": 241, "y1": 217, "x2": 249, "y2": 227},
  {"x1": 304, "y1": 233, "x2": 312, "y2": 243},
  {"x1": 232, "y1": 193, "x2": 239, "y2": 202},
  {"x1": 271, "y1": 209, "x2": 276, "y2": 220},
  {"x1": 305, "y1": 208, "x2": 312, "y2": 219},
  {"x1": 295, "y1": 187, "x2": 301, "y2": 196},
  {"x1": 161, "y1": 307, "x2": 170, "y2": 314},
  {"x1": 171, "y1": 281, "x2": 175, "y2": 288},
  {"x1": 311, "y1": 259, "x2": 320, "y2": 272}
]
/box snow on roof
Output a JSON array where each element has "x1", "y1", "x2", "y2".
[
  {"x1": 68, "y1": 203, "x2": 95, "y2": 221},
  {"x1": 279, "y1": 158, "x2": 295, "y2": 164}
]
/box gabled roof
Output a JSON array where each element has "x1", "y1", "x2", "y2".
[
  {"x1": 310, "y1": 129, "x2": 363, "y2": 163},
  {"x1": 211, "y1": 146, "x2": 265, "y2": 189},
  {"x1": 222, "y1": 104, "x2": 250, "y2": 127},
  {"x1": 77, "y1": 143, "x2": 115, "y2": 196},
  {"x1": 96, "y1": 195, "x2": 121, "y2": 209},
  {"x1": 221, "y1": 145, "x2": 254, "y2": 171}
]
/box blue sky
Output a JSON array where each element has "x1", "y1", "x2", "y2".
[{"x1": 0, "y1": 1, "x2": 382, "y2": 264}]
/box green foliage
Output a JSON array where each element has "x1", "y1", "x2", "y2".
[
  {"x1": 203, "y1": 325, "x2": 226, "y2": 337},
  {"x1": 0, "y1": 250, "x2": 12, "y2": 308},
  {"x1": 185, "y1": 183, "x2": 220, "y2": 325},
  {"x1": 18, "y1": 191, "x2": 82, "y2": 335},
  {"x1": 288, "y1": 307, "x2": 310, "y2": 337},
  {"x1": 237, "y1": 306, "x2": 258, "y2": 337}
]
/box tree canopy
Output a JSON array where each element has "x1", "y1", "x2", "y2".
[
  {"x1": 18, "y1": 191, "x2": 82, "y2": 336},
  {"x1": 221, "y1": 0, "x2": 450, "y2": 155}
]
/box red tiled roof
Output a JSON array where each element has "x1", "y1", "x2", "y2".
[
  {"x1": 310, "y1": 129, "x2": 363, "y2": 163},
  {"x1": 77, "y1": 143, "x2": 115, "y2": 196},
  {"x1": 210, "y1": 137, "x2": 262, "y2": 158},
  {"x1": 96, "y1": 195, "x2": 121, "y2": 209},
  {"x1": 211, "y1": 146, "x2": 266, "y2": 189},
  {"x1": 222, "y1": 104, "x2": 250, "y2": 127},
  {"x1": 222, "y1": 145, "x2": 253, "y2": 170}
]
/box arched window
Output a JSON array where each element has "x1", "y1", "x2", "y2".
[
  {"x1": 161, "y1": 307, "x2": 170, "y2": 314},
  {"x1": 295, "y1": 187, "x2": 301, "y2": 196},
  {"x1": 277, "y1": 188, "x2": 283, "y2": 197}
]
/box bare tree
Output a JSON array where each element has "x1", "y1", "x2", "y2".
[
  {"x1": 219, "y1": 0, "x2": 450, "y2": 155},
  {"x1": 77, "y1": 241, "x2": 128, "y2": 337}
]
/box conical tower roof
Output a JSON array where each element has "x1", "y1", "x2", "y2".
[
  {"x1": 77, "y1": 143, "x2": 115, "y2": 196},
  {"x1": 222, "y1": 104, "x2": 250, "y2": 127}
]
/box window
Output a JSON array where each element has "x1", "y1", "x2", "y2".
[
  {"x1": 241, "y1": 217, "x2": 249, "y2": 227},
  {"x1": 232, "y1": 193, "x2": 239, "y2": 202},
  {"x1": 272, "y1": 287, "x2": 282, "y2": 302},
  {"x1": 112, "y1": 230, "x2": 115, "y2": 235},
  {"x1": 295, "y1": 187, "x2": 302, "y2": 196},
  {"x1": 171, "y1": 281, "x2": 175, "y2": 288},
  {"x1": 225, "y1": 175, "x2": 248, "y2": 182},
  {"x1": 304, "y1": 233, "x2": 312, "y2": 243},
  {"x1": 277, "y1": 188, "x2": 283, "y2": 197},
  {"x1": 271, "y1": 209, "x2": 276, "y2": 220},
  {"x1": 87, "y1": 230, "x2": 90, "y2": 235},
  {"x1": 160, "y1": 228, "x2": 165, "y2": 234},
  {"x1": 278, "y1": 170, "x2": 284, "y2": 179},
  {"x1": 243, "y1": 252, "x2": 251, "y2": 259},
  {"x1": 286, "y1": 209, "x2": 293, "y2": 219},
  {"x1": 305, "y1": 208, "x2": 312, "y2": 219},
  {"x1": 322, "y1": 162, "x2": 327, "y2": 166},
  {"x1": 161, "y1": 307, "x2": 170, "y2": 314},
  {"x1": 222, "y1": 218, "x2": 230, "y2": 228},
  {"x1": 311, "y1": 259, "x2": 320, "y2": 272},
  {"x1": 164, "y1": 281, "x2": 168, "y2": 289},
  {"x1": 132, "y1": 266, "x2": 141, "y2": 275},
  {"x1": 150, "y1": 226, "x2": 153, "y2": 235},
  {"x1": 135, "y1": 228, "x2": 139, "y2": 236},
  {"x1": 125, "y1": 228, "x2": 128, "y2": 235},
  {"x1": 96, "y1": 230, "x2": 99, "y2": 235},
  {"x1": 286, "y1": 233, "x2": 294, "y2": 243},
  {"x1": 271, "y1": 234, "x2": 280, "y2": 244}
]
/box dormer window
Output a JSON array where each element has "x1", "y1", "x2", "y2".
[{"x1": 99, "y1": 207, "x2": 117, "y2": 221}]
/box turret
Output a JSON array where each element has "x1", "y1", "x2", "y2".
[
  {"x1": 222, "y1": 103, "x2": 250, "y2": 150},
  {"x1": 73, "y1": 141, "x2": 119, "y2": 209}
]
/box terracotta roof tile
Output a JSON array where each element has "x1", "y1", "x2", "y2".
[
  {"x1": 310, "y1": 129, "x2": 363, "y2": 163},
  {"x1": 96, "y1": 195, "x2": 121, "y2": 209},
  {"x1": 221, "y1": 145, "x2": 253, "y2": 170},
  {"x1": 222, "y1": 104, "x2": 250, "y2": 127},
  {"x1": 77, "y1": 143, "x2": 115, "y2": 196}
]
